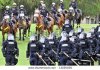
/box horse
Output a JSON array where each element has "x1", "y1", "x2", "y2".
[
  {"x1": 25, "y1": 16, "x2": 32, "y2": 37},
  {"x1": 17, "y1": 16, "x2": 27, "y2": 41},
  {"x1": 0, "y1": 19, "x2": 11, "y2": 41},
  {"x1": 57, "y1": 8, "x2": 65, "y2": 29},
  {"x1": 34, "y1": 9, "x2": 45, "y2": 40},
  {"x1": 68, "y1": 6, "x2": 76, "y2": 28},
  {"x1": 75, "y1": 9, "x2": 82, "y2": 28},
  {"x1": 46, "y1": 13, "x2": 54, "y2": 34}
]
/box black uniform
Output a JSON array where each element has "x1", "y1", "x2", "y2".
[
  {"x1": 26, "y1": 40, "x2": 39, "y2": 65},
  {"x1": 57, "y1": 39, "x2": 76, "y2": 65},
  {"x1": 2, "y1": 40, "x2": 19, "y2": 65}
]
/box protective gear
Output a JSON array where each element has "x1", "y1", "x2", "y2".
[
  {"x1": 60, "y1": 31, "x2": 68, "y2": 42},
  {"x1": 58, "y1": 8, "x2": 63, "y2": 13},
  {"x1": 62, "y1": 21, "x2": 73, "y2": 33},
  {"x1": 26, "y1": 40, "x2": 39, "y2": 65},
  {"x1": 20, "y1": 5, "x2": 24, "y2": 8},
  {"x1": 69, "y1": 30, "x2": 74, "y2": 37},
  {"x1": 39, "y1": 36, "x2": 46, "y2": 43},
  {"x1": 40, "y1": 0, "x2": 44, "y2": 4},
  {"x1": 2, "y1": 39, "x2": 19, "y2": 65},
  {"x1": 77, "y1": 27, "x2": 84, "y2": 33},
  {"x1": 13, "y1": 3, "x2": 17, "y2": 6},
  {"x1": 6, "y1": 6, "x2": 10, "y2": 9},
  {"x1": 60, "y1": 0, "x2": 63, "y2": 2},
  {"x1": 30, "y1": 35, "x2": 36, "y2": 41},
  {"x1": 90, "y1": 27, "x2": 95, "y2": 33},
  {"x1": 98, "y1": 27, "x2": 100, "y2": 32},
  {"x1": 86, "y1": 32, "x2": 92, "y2": 38},
  {"x1": 52, "y1": 2, "x2": 56, "y2": 6},
  {"x1": 7, "y1": 34, "x2": 14, "y2": 40},
  {"x1": 79, "y1": 33, "x2": 85, "y2": 39}
]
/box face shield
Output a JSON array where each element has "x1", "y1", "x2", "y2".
[
  {"x1": 69, "y1": 30, "x2": 74, "y2": 37},
  {"x1": 86, "y1": 33, "x2": 92, "y2": 38},
  {"x1": 39, "y1": 36, "x2": 45, "y2": 43},
  {"x1": 98, "y1": 27, "x2": 100, "y2": 32},
  {"x1": 77, "y1": 28, "x2": 82, "y2": 33},
  {"x1": 69, "y1": 37, "x2": 75, "y2": 42},
  {"x1": 90, "y1": 28, "x2": 95, "y2": 33},
  {"x1": 30, "y1": 35, "x2": 36, "y2": 41},
  {"x1": 79, "y1": 33, "x2": 84, "y2": 39},
  {"x1": 8, "y1": 34, "x2": 14, "y2": 40}
]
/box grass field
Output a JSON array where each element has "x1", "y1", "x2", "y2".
[{"x1": 0, "y1": 23, "x2": 99, "y2": 66}]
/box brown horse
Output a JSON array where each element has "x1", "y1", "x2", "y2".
[
  {"x1": 1, "y1": 19, "x2": 11, "y2": 41},
  {"x1": 46, "y1": 14, "x2": 54, "y2": 34},
  {"x1": 17, "y1": 17, "x2": 27, "y2": 40},
  {"x1": 34, "y1": 9, "x2": 45, "y2": 40},
  {"x1": 57, "y1": 12, "x2": 65, "y2": 29}
]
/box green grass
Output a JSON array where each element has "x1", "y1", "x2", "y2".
[{"x1": 0, "y1": 23, "x2": 99, "y2": 66}]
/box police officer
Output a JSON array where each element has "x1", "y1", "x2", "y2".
[
  {"x1": 40, "y1": 4, "x2": 49, "y2": 26},
  {"x1": 2, "y1": 34, "x2": 19, "y2": 65},
  {"x1": 47, "y1": 33, "x2": 58, "y2": 63},
  {"x1": 77, "y1": 33, "x2": 91, "y2": 65},
  {"x1": 57, "y1": 31, "x2": 75, "y2": 65},
  {"x1": 19, "y1": 5, "x2": 26, "y2": 20},
  {"x1": 95, "y1": 33, "x2": 100, "y2": 65},
  {"x1": 26, "y1": 35, "x2": 39, "y2": 65},
  {"x1": 4, "y1": 6, "x2": 11, "y2": 18},
  {"x1": 11, "y1": 3, "x2": 18, "y2": 19},
  {"x1": 38, "y1": 36, "x2": 52, "y2": 65},
  {"x1": 86, "y1": 32, "x2": 97, "y2": 65},
  {"x1": 59, "y1": 0, "x2": 64, "y2": 10},
  {"x1": 51, "y1": 2, "x2": 58, "y2": 23},
  {"x1": 76, "y1": 27, "x2": 84, "y2": 36},
  {"x1": 62, "y1": 18, "x2": 73, "y2": 34},
  {"x1": 69, "y1": 0, "x2": 78, "y2": 11},
  {"x1": 38, "y1": 0, "x2": 44, "y2": 11}
]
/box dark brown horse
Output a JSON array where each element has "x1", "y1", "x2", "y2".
[{"x1": 17, "y1": 17, "x2": 27, "y2": 41}]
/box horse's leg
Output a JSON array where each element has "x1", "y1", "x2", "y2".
[
  {"x1": 73, "y1": 19, "x2": 74, "y2": 29},
  {"x1": 23, "y1": 28, "x2": 26, "y2": 41},
  {"x1": 28, "y1": 26, "x2": 30, "y2": 37},
  {"x1": 2, "y1": 33, "x2": 5, "y2": 41},
  {"x1": 19, "y1": 29, "x2": 21, "y2": 40}
]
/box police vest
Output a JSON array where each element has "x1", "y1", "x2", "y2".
[{"x1": 6, "y1": 41, "x2": 15, "y2": 52}]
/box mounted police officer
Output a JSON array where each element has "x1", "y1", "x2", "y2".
[
  {"x1": 19, "y1": 5, "x2": 26, "y2": 20},
  {"x1": 11, "y1": 3, "x2": 18, "y2": 19},
  {"x1": 4, "y1": 6, "x2": 11, "y2": 18},
  {"x1": 51, "y1": 2, "x2": 58, "y2": 23},
  {"x1": 2, "y1": 34, "x2": 19, "y2": 65},
  {"x1": 40, "y1": 4, "x2": 49, "y2": 26},
  {"x1": 69, "y1": 0, "x2": 78, "y2": 11},
  {"x1": 26, "y1": 35, "x2": 39, "y2": 65},
  {"x1": 38, "y1": 0, "x2": 44, "y2": 11},
  {"x1": 59, "y1": 0, "x2": 64, "y2": 10}
]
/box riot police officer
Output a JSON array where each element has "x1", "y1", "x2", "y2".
[
  {"x1": 57, "y1": 31, "x2": 75, "y2": 65},
  {"x1": 62, "y1": 18, "x2": 73, "y2": 34},
  {"x1": 2, "y1": 34, "x2": 19, "y2": 65},
  {"x1": 26, "y1": 35, "x2": 39, "y2": 65}
]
